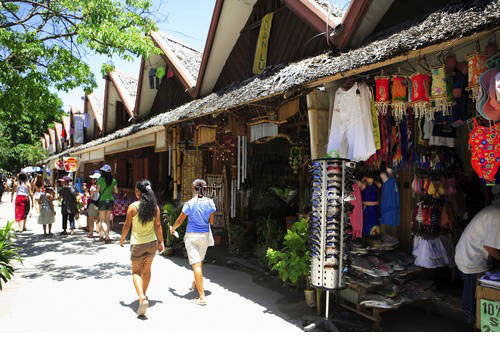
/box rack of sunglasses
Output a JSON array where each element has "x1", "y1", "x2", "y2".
[{"x1": 309, "y1": 158, "x2": 356, "y2": 290}]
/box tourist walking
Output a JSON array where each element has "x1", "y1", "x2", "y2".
[
  {"x1": 120, "y1": 180, "x2": 164, "y2": 317},
  {"x1": 0, "y1": 175, "x2": 5, "y2": 202},
  {"x1": 170, "y1": 179, "x2": 216, "y2": 306},
  {"x1": 11, "y1": 172, "x2": 32, "y2": 232},
  {"x1": 96, "y1": 164, "x2": 118, "y2": 243},
  {"x1": 38, "y1": 186, "x2": 55, "y2": 236},
  {"x1": 32, "y1": 174, "x2": 44, "y2": 217},
  {"x1": 86, "y1": 170, "x2": 100, "y2": 238},
  {"x1": 59, "y1": 176, "x2": 77, "y2": 236}
]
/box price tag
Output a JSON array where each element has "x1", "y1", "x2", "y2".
[{"x1": 480, "y1": 299, "x2": 500, "y2": 332}]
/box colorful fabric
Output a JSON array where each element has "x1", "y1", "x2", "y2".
[
  {"x1": 468, "y1": 118, "x2": 500, "y2": 182},
  {"x1": 381, "y1": 177, "x2": 400, "y2": 227},
  {"x1": 350, "y1": 183, "x2": 363, "y2": 239},
  {"x1": 370, "y1": 95, "x2": 382, "y2": 150},
  {"x1": 362, "y1": 184, "x2": 380, "y2": 236}
]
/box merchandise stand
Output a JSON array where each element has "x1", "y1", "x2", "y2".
[{"x1": 304, "y1": 158, "x2": 356, "y2": 332}]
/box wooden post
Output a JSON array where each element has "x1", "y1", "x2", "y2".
[
  {"x1": 172, "y1": 126, "x2": 178, "y2": 200},
  {"x1": 176, "y1": 126, "x2": 182, "y2": 198}
]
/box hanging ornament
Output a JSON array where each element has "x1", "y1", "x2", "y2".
[
  {"x1": 409, "y1": 73, "x2": 432, "y2": 120},
  {"x1": 391, "y1": 75, "x2": 408, "y2": 122},
  {"x1": 375, "y1": 76, "x2": 390, "y2": 115},
  {"x1": 466, "y1": 52, "x2": 488, "y2": 101},
  {"x1": 430, "y1": 66, "x2": 454, "y2": 115}
]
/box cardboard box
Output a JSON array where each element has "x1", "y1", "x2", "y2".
[{"x1": 476, "y1": 284, "x2": 500, "y2": 331}]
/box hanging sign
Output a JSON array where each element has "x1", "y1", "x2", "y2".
[
  {"x1": 480, "y1": 299, "x2": 500, "y2": 332},
  {"x1": 56, "y1": 159, "x2": 65, "y2": 171},
  {"x1": 63, "y1": 156, "x2": 80, "y2": 172},
  {"x1": 74, "y1": 114, "x2": 84, "y2": 144},
  {"x1": 252, "y1": 12, "x2": 274, "y2": 75}
]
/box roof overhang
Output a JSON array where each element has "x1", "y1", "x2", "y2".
[
  {"x1": 283, "y1": 0, "x2": 339, "y2": 35},
  {"x1": 150, "y1": 31, "x2": 197, "y2": 95},
  {"x1": 333, "y1": 0, "x2": 394, "y2": 49},
  {"x1": 195, "y1": 0, "x2": 258, "y2": 98},
  {"x1": 107, "y1": 71, "x2": 135, "y2": 118}
]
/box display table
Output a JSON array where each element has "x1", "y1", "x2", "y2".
[
  {"x1": 476, "y1": 284, "x2": 500, "y2": 332},
  {"x1": 113, "y1": 197, "x2": 132, "y2": 217}
]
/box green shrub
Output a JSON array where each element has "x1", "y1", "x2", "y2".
[
  {"x1": 0, "y1": 222, "x2": 22, "y2": 290},
  {"x1": 161, "y1": 204, "x2": 186, "y2": 246},
  {"x1": 256, "y1": 215, "x2": 282, "y2": 250},
  {"x1": 266, "y1": 218, "x2": 310, "y2": 288}
]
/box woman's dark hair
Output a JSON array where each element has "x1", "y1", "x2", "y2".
[
  {"x1": 102, "y1": 170, "x2": 113, "y2": 186},
  {"x1": 192, "y1": 179, "x2": 207, "y2": 198},
  {"x1": 18, "y1": 173, "x2": 27, "y2": 183},
  {"x1": 35, "y1": 175, "x2": 44, "y2": 188},
  {"x1": 136, "y1": 179, "x2": 157, "y2": 224}
]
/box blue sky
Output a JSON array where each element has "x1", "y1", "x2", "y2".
[{"x1": 57, "y1": 0, "x2": 351, "y2": 112}]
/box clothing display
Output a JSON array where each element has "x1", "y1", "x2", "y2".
[
  {"x1": 413, "y1": 234, "x2": 452, "y2": 268},
  {"x1": 381, "y1": 176, "x2": 400, "y2": 227},
  {"x1": 468, "y1": 118, "x2": 500, "y2": 183},
  {"x1": 350, "y1": 183, "x2": 363, "y2": 239},
  {"x1": 327, "y1": 82, "x2": 376, "y2": 161},
  {"x1": 362, "y1": 183, "x2": 379, "y2": 236}
]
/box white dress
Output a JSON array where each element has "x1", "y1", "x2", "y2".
[
  {"x1": 327, "y1": 82, "x2": 376, "y2": 161},
  {"x1": 38, "y1": 193, "x2": 55, "y2": 225}
]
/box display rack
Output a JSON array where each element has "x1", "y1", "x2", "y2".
[{"x1": 305, "y1": 158, "x2": 356, "y2": 332}]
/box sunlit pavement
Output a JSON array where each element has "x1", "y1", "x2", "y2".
[{"x1": 0, "y1": 198, "x2": 303, "y2": 332}]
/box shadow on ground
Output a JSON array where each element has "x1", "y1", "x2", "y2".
[{"x1": 119, "y1": 299, "x2": 164, "y2": 320}]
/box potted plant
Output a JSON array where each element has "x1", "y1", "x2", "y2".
[
  {"x1": 268, "y1": 185, "x2": 298, "y2": 229},
  {"x1": 0, "y1": 222, "x2": 22, "y2": 290},
  {"x1": 266, "y1": 218, "x2": 315, "y2": 308},
  {"x1": 161, "y1": 204, "x2": 186, "y2": 256}
]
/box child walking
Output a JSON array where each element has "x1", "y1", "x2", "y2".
[{"x1": 38, "y1": 186, "x2": 55, "y2": 236}]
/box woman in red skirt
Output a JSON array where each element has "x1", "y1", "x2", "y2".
[{"x1": 11, "y1": 172, "x2": 33, "y2": 232}]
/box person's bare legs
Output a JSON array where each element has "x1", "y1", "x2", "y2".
[
  {"x1": 42, "y1": 225, "x2": 47, "y2": 235},
  {"x1": 98, "y1": 210, "x2": 105, "y2": 240},
  {"x1": 87, "y1": 215, "x2": 95, "y2": 237},
  {"x1": 22, "y1": 218, "x2": 27, "y2": 231},
  {"x1": 192, "y1": 262, "x2": 205, "y2": 300},
  {"x1": 142, "y1": 256, "x2": 154, "y2": 296},
  {"x1": 48, "y1": 224, "x2": 52, "y2": 235},
  {"x1": 132, "y1": 259, "x2": 147, "y2": 303},
  {"x1": 103, "y1": 210, "x2": 111, "y2": 241}
]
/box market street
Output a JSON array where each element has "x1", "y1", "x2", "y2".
[{"x1": 0, "y1": 199, "x2": 304, "y2": 332}]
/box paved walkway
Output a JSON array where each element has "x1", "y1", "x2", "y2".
[{"x1": 0, "y1": 198, "x2": 305, "y2": 332}]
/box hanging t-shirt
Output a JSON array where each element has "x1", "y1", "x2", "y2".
[
  {"x1": 455, "y1": 205, "x2": 500, "y2": 274},
  {"x1": 327, "y1": 82, "x2": 376, "y2": 161},
  {"x1": 381, "y1": 176, "x2": 400, "y2": 227}
]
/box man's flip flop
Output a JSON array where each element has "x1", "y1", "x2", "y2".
[
  {"x1": 137, "y1": 299, "x2": 149, "y2": 316},
  {"x1": 192, "y1": 298, "x2": 207, "y2": 306}
]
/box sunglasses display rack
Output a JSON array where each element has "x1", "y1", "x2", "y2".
[{"x1": 305, "y1": 157, "x2": 356, "y2": 332}]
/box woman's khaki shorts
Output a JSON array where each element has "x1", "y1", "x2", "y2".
[
  {"x1": 87, "y1": 203, "x2": 99, "y2": 218},
  {"x1": 184, "y1": 232, "x2": 209, "y2": 265},
  {"x1": 130, "y1": 240, "x2": 157, "y2": 261}
]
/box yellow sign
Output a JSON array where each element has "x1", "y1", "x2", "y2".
[{"x1": 252, "y1": 12, "x2": 274, "y2": 75}]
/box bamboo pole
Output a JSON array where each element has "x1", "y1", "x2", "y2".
[{"x1": 172, "y1": 127, "x2": 177, "y2": 200}]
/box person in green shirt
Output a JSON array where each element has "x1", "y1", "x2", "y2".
[{"x1": 96, "y1": 164, "x2": 118, "y2": 243}]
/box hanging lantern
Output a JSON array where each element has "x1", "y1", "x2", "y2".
[
  {"x1": 430, "y1": 66, "x2": 454, "y2": 115},
  {"x1": 409, "y1": 73, "x2": 431, "y2": 119},
  {"x1": 375, "y1": 76, "x2": 390, "y2": 115},
  {"x1": 466, "y1": 52, "x2": 488, "y2": 101},
  {"x1": 391, "y1": 75, "x2": 408, "y2": 122}
]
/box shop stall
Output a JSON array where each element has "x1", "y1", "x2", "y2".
[{"x1": 306, "y1": 30, "x2": 499, "y2": 329}]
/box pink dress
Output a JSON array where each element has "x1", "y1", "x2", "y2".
[{"x1": 350, "y1": 184, "x2": 363, "y2": 238}]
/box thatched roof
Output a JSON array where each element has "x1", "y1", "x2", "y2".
[
  {"x1": 47, "y1": 0, "x2": 499, "y2": 161},
  {"x1": 153, "y1": 31, "x2": 202, "y2": 82},
  {"x1": 110, "y1": 70, "x2": 138, "y2": 115},
  {"x1": 87, "y1": 92, "x2": 104, "y2": 130}
]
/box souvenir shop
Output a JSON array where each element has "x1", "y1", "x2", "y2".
[
  {"x1": 165, "y1": 96, "x2": 311, "y2": 250},
  {"x1": 307, "y1": 32, "x2": 499, "y2": 329}
]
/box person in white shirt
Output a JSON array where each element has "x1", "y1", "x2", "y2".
[{"x1": 455, "y1": 187, "x2": 500, "y2": 325}]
